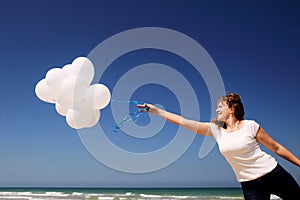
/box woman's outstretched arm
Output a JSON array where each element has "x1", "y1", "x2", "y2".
[
  {"x1": 138, "y1": 104, "x2": 211, "y2": 135},
  {"x1": 256, "y1": 127, "x2": 300, "y2": 167}
]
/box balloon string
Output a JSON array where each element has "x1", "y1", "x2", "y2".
[
  {"x1": 110, "y1": 100, "x2": 147, "y2": 132},
  {"x1": 110, "y1": 99, "x2": 146, "y2": 105}
]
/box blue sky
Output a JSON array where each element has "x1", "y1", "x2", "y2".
[{"x1": 0, "y1": 0, "x2": 299, "y2": 187}]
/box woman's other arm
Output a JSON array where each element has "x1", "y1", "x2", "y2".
[
  {"x1": 256, "y1": 127, "x2": 300, "y2": 167},
  {"x1": 139, "y1": 104, "x2": 211, "y2": 135}
]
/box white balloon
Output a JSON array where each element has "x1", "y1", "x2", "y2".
[
  {"x1": 35, "y1": 79, "x2": 58, "y2": 103},
  {"x1": 60, "y1": 75, "x2": 88, "y2": 104},
  {"x1": 35, "y1": 56, "x2": 104, "y2": 129},
  {"x1": 45, "y1": 68, "x2": 68, "y2": 95},
  {"x1": 56, "y1": 97, "x2": 84, "y2": 112},
  {"x1": 73, "y1": 100, "x2": 93, "y2": 119},
  {"x1": 86, "y1": 84, "x2": 111, "y2": 109},
  {"x1": 56, "y1": 97, "x2": 72, "y2": 111},
  {"x1": 55, "y1": 102, "x2": 69, "y2": 116},
  {"x1": 66, "y1": 109, "x2": 83, "y2": 129},
  {"x1": 85, "y1": 109, "x2": 100, "y2": 128},
  {"x1": 66, "y1": 101, "x2": 100, "y2": 129},
  {"x1": 69, "y1": 57, "x2": 94, "y2": 85},
  {"x1": 62, "y1": 64, "x2": 73, "y2": 75}
]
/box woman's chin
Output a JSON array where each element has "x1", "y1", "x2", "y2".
[{"x1": 217, "y1": 117, "x2": 223, "y2": 121}]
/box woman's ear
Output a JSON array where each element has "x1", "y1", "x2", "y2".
[{"x1": 229, "y1": 107, "x2": 234, "y2": 115}]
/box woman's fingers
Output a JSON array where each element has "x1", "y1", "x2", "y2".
[{"x1": 138, "y1": 104, "x2": 151, "y2": 112}]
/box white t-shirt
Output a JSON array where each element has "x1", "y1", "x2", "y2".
[{"x1": 209, "y1": 120, "x2": 277, "y2": 182}]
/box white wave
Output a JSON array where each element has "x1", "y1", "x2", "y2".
[
  {"x1": 71, "y1": 192, "x2": 84, "y2": 196},
  {"x1": 97, "y1": 197, "x2": 114, "y2": 200},
  {"x1": 0, "y1": 197, "x2": 32, "y2": 199},
  {"x1": 0, "y1": 192, "x2": 18, "y2": 195},
  {"x1": 0, "y1": 191, "x2": 69, "y2": 198},
  {"x1": 0, "y1": 192, "x2": 32, "y2": 196},
  {"x1": 168, "y1": 195, "x2": 195, "y2": 199},
  {"x1": 140, "y1": 193, "x2": 163, "y2": 198},
  {"x1": 0, "y1": 190, "x2": 246, "y2": 200},
  {"x1": 86, "y1": 193, "x2": 99, "y2": 196},
  {"x1": 44, "y1": 192, "x2": 69, "y2": 197}
]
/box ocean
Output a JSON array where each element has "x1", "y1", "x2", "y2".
[{"x1": 0, "y1": 187, "x2": 283, "y2": 200}]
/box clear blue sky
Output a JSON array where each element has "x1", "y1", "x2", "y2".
[{"x1": 0, "y1": 0, "x2": 299, "y2": 187}]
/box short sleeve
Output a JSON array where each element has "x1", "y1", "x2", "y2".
[
  {"x1": 209, "y1": 122, "x2": 221, "y2": 141},
  {"x1": 247, "y1": 120, "x2": 260, "y2": 137}
]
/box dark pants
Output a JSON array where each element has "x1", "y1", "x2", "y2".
[{"x1": 241, "y1": 164, "x2": 300, "y2": 200}]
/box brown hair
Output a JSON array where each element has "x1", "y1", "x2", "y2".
[{"x1": 212, "y1": 93, "x2": 245, "y2": 128}]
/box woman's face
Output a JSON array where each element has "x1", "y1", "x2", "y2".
[{"x1": 216, "y1": 101, "x2": 231, "y2": 121}]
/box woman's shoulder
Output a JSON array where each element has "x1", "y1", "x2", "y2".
[
  {"x1": 243, "y1": 119, "x2": 260, "y2": 135},
  {"x1": 243, "y1": 119, "x2": 260, "y2": 126}
]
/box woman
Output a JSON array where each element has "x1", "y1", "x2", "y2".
[{"x1": 139, "y1": 93, "x2": 300, "y2": 200}]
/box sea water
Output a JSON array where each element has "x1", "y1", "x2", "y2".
[{"x1": 0, "y1": 188, "x2": 282, "y2": 200}]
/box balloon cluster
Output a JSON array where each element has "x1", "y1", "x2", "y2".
[{"x1": 35, "y1": 57, "x2": 111, "y2": 129}]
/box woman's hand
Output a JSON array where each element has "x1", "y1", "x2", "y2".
[{"x1": 138, "y1": 104, "x2": 160, "y2": 115}]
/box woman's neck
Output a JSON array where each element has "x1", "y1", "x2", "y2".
[{"x1": 224, "y1": 117, "x2": 242, "y2": 132}]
